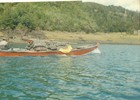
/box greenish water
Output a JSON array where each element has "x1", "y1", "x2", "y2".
[{"x1": 0, "y1": 44, "x2": 140, "y2": 100}]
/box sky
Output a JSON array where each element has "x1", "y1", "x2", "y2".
[
  {"x1": 0, "y1": 0, "x2": 139, "y2": 11},
  {"x1": 82, "y1": 0, "x2": 140, "y2": 12}
]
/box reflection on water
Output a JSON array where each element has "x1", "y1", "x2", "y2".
[{"x1": 0, "y1": 44, "x2": 140, "y2": 100}]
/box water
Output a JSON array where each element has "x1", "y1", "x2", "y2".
[{"x1": 0, "y1": 44, "x2": 140, "y2": 100}]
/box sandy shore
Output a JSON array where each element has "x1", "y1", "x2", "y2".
[
  {"x1": 44, "y1": 31, "x2": 140, "y2": 45},
  {"x1": 1, "y1": 31, "x2": 140, "y2": 45}
]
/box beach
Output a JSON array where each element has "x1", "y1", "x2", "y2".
[
  {"x1": 1, "y1": 31, "x2": 140, "y2": 45},
  {"x1": 44, "y1": 31, "x2": 140, "y2": 45}
]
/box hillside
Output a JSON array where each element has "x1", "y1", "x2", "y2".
[{"x1": 0, "y1": 2, "x2": 139, "y2": 34}]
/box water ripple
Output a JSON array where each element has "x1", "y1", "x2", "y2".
[{"x1": 0, "y1": 45, "x2": 140, "y2": 100}]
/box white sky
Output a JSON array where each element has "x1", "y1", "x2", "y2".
[
  {"x1": 83, "y1": 0, "x2": 140, "y2": 11},
  {"x1": 0, "y1": 0, "x2": 139, "y2": 11}
]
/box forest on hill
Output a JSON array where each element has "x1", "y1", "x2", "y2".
[{"x1": 0, "y1": 2, "x2": 139, "y2": 34}]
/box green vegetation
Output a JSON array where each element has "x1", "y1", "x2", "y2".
[{"x1": 0, "y1": 2, "x2": 139, "y2": 34}]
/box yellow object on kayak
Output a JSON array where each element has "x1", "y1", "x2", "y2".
[{"x1": 59, "y1": 44, "x2": 73, "y2": 53}]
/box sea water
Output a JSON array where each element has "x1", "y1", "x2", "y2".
[{"x1": 0, "y1": 44, "x2": 140, "y2": 100}]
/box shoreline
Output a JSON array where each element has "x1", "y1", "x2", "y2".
[
  {"x1": 44, "y1": 31, "x2": 140, "y2": 45},
  {"x1": 1, "y1": 31, "x2": 140, "y2": 45}
]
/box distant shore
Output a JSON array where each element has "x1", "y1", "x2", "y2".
[
  {"x1": 1, "y1": 31, "x2": 140, "y2": 45},
  {"x1": 44, "y1": 31, "x2": 140, "y2": 45}
]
